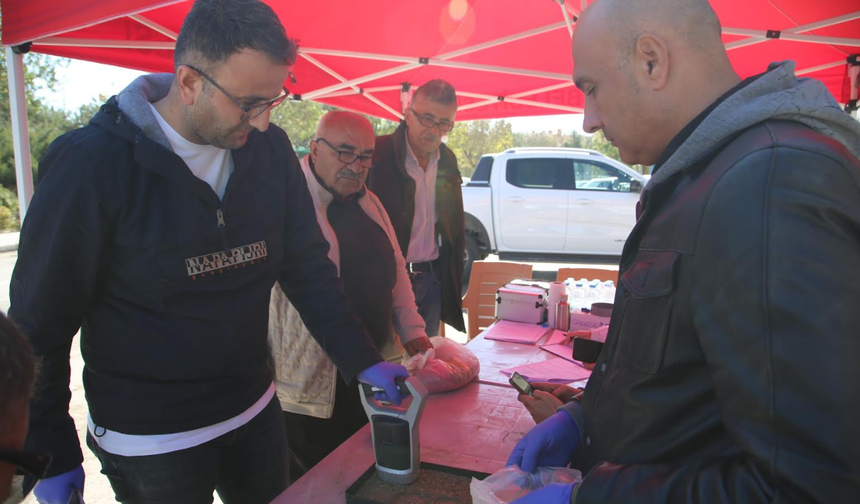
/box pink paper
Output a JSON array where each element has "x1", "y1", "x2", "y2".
[
  {"x1": 484, "y1": 320, "x2": 552, "y2": 345},
  {"x1": 501, "y1": 358, "x2": 591, "y2": 383}
]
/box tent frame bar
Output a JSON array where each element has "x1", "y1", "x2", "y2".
[
  {"x1": 725, "y1": 11, "x2": 860, "y2": 51},
  {"x1": 5, "y1": 47, "x2": 35, "y2": 223},
  {"x1": 722, "y1": 26, "x2": 860, "y2": 47}
]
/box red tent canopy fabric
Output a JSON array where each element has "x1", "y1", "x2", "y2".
[{"x1": 2, "y1": 0, "x2": 858, "y2": 121}]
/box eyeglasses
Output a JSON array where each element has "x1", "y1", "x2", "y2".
[
  {"x1": 185, "y1": 65, "x2": 290, "y2": 122},
  {"x1": 0, "y1": 449, "x2": 51, "y2": 504},
  {"x1": 408, "y1": 108, "x2": 455, "y2": 132},
  {"x1": 314, "y1": 138, "x2": 374, "y2": 168}
]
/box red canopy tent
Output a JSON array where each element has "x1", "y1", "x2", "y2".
[{"x1": 2, "y1": 0, "x2": 859, "y2": 216}]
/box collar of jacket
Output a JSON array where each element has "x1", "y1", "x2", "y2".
[
  {"x1": 306, "y1": 155, "x2": 367, "y2": 204},
  {"x1": 90, "y1": 94, "x2": 260, "y2": 208},
  {"x1": 391, "y1": 121, "x2": 461, "y2": 184}
]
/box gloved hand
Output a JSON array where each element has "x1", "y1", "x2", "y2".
[
  {"x1": 511, "y1": 483, "x2": 575, "y2": 504},
  {"x1": 507, "y1": 410, "x2": 580, "y2": 473},
  {"x1": 357, "y1": 362, "x2": 410, "y2": 405},
  {"x1": 34, "y1": 465, "x2": 85, "y2": 504}
]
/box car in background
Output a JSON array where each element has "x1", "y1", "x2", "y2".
[{"x1": 462, "y1": 147, "x2": 646, "y2": 279}]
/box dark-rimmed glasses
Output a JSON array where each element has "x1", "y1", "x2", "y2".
[
  {"x1": 1, "y1": 449, "x2": 51, "y2": 504},
  {"x1": 184, "y1": 65, "x2": 290, "y2": 122},
  {"x1": 408, "y1": 108, "x2": 455, "y2": 132},
  {"x1": 314, "y1": 138, "x2": 374, "y2": 168}
]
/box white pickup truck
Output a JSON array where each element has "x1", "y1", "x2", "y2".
[{"x1": 462, "y1": 147, "x2": 647, "y2": 276}]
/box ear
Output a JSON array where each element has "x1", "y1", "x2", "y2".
[
  {"x1": 309, "y1": 140, "x2": 319, "y2": 164},
  {"x1": 634, "y1": 34, "x2": 669, "y2": 91},
  {"x1": 175, "y1": 65, "x2": 202, "y2": 106}
]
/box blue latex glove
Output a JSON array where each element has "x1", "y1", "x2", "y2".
[
  {"x1": 34, "y1": 465, "x2": 85, "y2": 504},
  {"x1": 507, "y1": 410, "x2": 580, "y2": 473},
  {"x1": 356, "y1": 362, "x2": 409, "y2": 405},
  {"x1": 511, "y1": 483, "x2": 575, "y2": 504}
]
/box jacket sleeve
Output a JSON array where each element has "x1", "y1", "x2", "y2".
[
  {"x1": 575, "y1": 145, "x2": 860, "y2": 503},
  {"x1": 276, "y1": 142, "x2": 382, "y2": 382},
  {"x1": 369, "y1": 192, "x2": 426, "y2": 344},
  {"x1": 8, "y1": 135, "x2": 112, "y2": 477}
]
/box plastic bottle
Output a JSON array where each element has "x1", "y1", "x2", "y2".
[
  {"x1": 570, "y1": 280, "x2": 586, "y2": 311},
  {"x1": 585, "y1": 280, "x2": 601, "y2": 307},
  {"x1": 601, "y1": 280, "x2": 616, "y2": 303}
]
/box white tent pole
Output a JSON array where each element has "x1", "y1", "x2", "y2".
[
  {"x1": 455, "y1": 82, "x2": 577, "y2": 113},
  {"x1": 299, "y1": 53, "x2": 403, "y2": 119},
  {"x1": 301, "y1": 20, "x2": 570, "y2": 100},
  {"x1": 726, "y1": 11, "x2": 860, "y2": 51},
  {"x1": 129, "y1": 14, "x2": 178, "y2": 40},
  {"x1": 302, "y1": 63, "x2": 420, "y2": 100},
  {"x1": 721, "y1": 28, "x2": 860, "y2": 47},
  {"x1": 5, "y1": 47, "x2": 35, "y2": 222},
  {"x1": 429, "y1": 59, "x2": 571, "y2": 80},
  {"x1": 558, "y1": 0, "x2": 574, "y2": 38},
  {"x1": 794, "y1": 59, "x2": 847, "y2": 76},
  {"x1": 432, "y1": 21, "x2": 568, "y2": 60},
  {"x1": 34, "y1": 37, "x2": 175, "y2": 50},
  {"x1": 400, "y1": 84, "x2": 412, "y2": 114}
]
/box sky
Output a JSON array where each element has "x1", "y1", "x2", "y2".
[{"x1": 37, "y1": 58, "x2": 589, "y2": 135}]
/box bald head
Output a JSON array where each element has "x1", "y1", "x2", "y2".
[
  {"x1": 572, "y1": 0, "x2": 739, "y2": 165},
  {"x1": 311, "y1": 111, "x2": 375, "y2": 198},
  {"x1": 316, "y1": 110, "x2": 374, "y2": 140},
  {"x1": 595, "y1": 0, "x2": 722, "y2": 55}
]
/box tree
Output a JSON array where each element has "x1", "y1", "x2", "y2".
[{"x1": 446, "y1": 119, "x2": 514, "y2": 177}]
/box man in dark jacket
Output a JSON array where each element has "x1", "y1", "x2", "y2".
[
  {"x1": 369, "y1": 79, "x2": 466, "y2": 339},
  {"x1": 8, "y1": 1, "x2": 407, "y2": 503},
  {"x1": 507, "y1": 0, "x2": 860, "y2": 503}
]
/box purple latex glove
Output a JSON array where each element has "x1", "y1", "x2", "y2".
[
  {"x1": 357, "y1": 362, "x2": 409, "y2": 405},
  {"x1": 34, "y1": 465, "x2": 85, "y2": 504},
  {"x1": 511, "y1": 483, "x2": 575, "y2": 504},
  {"x1": 507, "y1": 410, "x2": 580, "y2": 473}
]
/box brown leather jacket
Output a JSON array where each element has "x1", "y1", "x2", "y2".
[{"x1": 369, "y1": 123, "x2": 466, "y2": 333}]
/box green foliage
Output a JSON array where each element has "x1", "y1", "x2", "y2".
[
  {"x1": 0, "y1": 186, "x2": 20, "y2": 231},
  {"x1": 446, "y1": 120, "x2": 514, "y2": 177},
  {"x1": 269, "y1": 100, "x2": 331, "y2": 150}
]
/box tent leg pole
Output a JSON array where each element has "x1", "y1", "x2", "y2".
[
  {"x1": 6, "y1": 46, "x2": 35, "y2": 224},
  {"x1": 400, "y1": 83, "x2": 412, "y2": 114}
]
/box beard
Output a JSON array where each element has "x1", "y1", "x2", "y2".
[{"x1": 185, "y1": 98, "x2": 253, "y2": 150}]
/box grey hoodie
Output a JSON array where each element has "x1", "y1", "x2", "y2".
[
  {"x1": 649, "y1": 60, "x2": 860, "y2": 190},
  {"x1": 115, "y1": 73, "x2": 175, "y2": 151}
]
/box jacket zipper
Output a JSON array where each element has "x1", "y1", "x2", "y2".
[{"x1": 216, "y1": 208, "x2": 230, "y2": 254}]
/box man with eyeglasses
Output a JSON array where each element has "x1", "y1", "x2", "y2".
[
  {"x1": 369, "y1": 79, "x2": 466, "y2": 341},
  {"x1": 268, "y1": 110, "x2": 431, "y2": 480},
  {"x1": 8, "y1": 0, "x2": 408, "y2": 503}
]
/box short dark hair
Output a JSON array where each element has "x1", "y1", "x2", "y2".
[
  {"x1": 414, "y1": 79, "x2": 458, "y2": 107},
  {"x1": 0, "y1": 311, "x2": 36, "y2": 428},
  {"x1": 174, "y1": 0, "x2": 298, "y2": 71}
]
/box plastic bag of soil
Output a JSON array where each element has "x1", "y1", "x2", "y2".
[
  {"x1": 402, "y1": 336, "x2": 480, "y2": 393},
  {"x1": 470, "y1": 465, "x2": 581, "y2": 504}
]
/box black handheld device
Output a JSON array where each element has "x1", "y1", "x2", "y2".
[{"x1": 508, "y1": 371, "x2": 533, "y2": 396}]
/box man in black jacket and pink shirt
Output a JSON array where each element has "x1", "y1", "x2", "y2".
[{"x1": 8, "y1": 1, "x2": 407, "y2": 503}]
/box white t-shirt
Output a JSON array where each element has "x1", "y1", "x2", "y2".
[
  {"x1": 404, "y1": 141, "x2": 441, "y2": 263},
  {"x1": 149, "y1": 103, "x2": 234, "y2": 200},
  {"x1": 87, "y1": 104, "x2": 268, "y2": 457}
]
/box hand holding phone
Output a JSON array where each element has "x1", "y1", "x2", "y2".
[{"x1": 509, "y1": 371, "x2": 533, "y2": 397}]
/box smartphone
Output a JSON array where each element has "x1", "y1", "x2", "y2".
[{"x1": 508, "y1": 371, "x2": 533, "y2": 397}]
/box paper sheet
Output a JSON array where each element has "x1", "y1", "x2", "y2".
[
  {"x1": 501, "y1": 358, "x2": 591, "y2": 383},
  {"x1": 484, "y1": 320, "x2": 552, "y2": 345}
]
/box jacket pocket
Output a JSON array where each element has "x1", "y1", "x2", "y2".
[{"x1": 618, "y1": 250, "x2": 679, "y2": 374}]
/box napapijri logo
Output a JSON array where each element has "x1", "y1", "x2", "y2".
[{"x1": 185, "y1": 241, "x2": 267, "y2": 280}]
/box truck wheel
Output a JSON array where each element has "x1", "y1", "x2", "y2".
[{"x1": 463, "y1": 233, "x2": 481, "y2": 293}]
